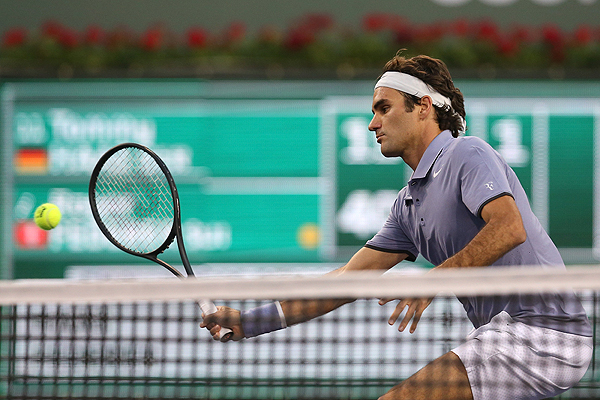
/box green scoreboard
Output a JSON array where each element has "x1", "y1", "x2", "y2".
[
  {"x1": 1, "y1": 81, "x2": 599, "y2": 279},
  {"x1": 325, "y1": 95, "x2": 600, "y2": 264}
]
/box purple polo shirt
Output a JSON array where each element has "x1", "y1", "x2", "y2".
[{"x1": 366, "y1": 130, "x2": 591, "y2": 336}]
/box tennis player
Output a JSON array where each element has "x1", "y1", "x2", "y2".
[{"x1": 201, "y1": 53, "x2": 593, "y2": 400}]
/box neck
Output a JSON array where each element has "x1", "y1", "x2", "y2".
[{"x1": 405, "y1": 128, "x2": 442, "y2": 171}]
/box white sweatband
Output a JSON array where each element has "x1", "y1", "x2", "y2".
[
  {"x1": 274, "y1": 301, "x2": 288, "y2": 328},
  {"x1": 375, "y1": 71, "x2": 466, "y2": 132}
]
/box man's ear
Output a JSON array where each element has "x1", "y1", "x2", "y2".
[{"x1": 418, "y1": 95, "x2": 434, "y2": 119}]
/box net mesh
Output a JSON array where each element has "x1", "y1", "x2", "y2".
[
  {"x1": 1, "y1": 267, "x2": 599, "y2": 400},
  {"x1": 93, "y1": 146, "x2": 174, "y2": 254}
]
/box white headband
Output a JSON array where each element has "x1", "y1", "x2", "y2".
[
  {"x1": 375, "y1": 71, "x2": 466, "y2": 133},
  {"x1": 375, "y1": 71, "x2": 451, "y2": 108}
]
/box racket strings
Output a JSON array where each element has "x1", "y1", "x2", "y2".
[{"x1": 94, "y1": 147, "x2": 175, "y2": 254}]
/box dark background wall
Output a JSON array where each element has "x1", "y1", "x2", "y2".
[{"x1": 1, "y1": 0, "x2": 597, "y2": 34}]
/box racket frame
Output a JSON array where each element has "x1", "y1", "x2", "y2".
[
  {"x1": 89, "y1": 142, "x2": 232, "y2": 340},
  {"x1": 89, "y1": 143, "x2": 193, "y2": 275}
]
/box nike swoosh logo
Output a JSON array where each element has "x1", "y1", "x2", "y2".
[{"x1": 433, "y1": 168, "x2": 442, "y2": 178}]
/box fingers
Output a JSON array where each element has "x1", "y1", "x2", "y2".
[
  {"x1": 200, "y1": 306, "x2": 243, "y2": 342},
  {"x1": 387, "y1": 299, "x2": 409, "y2": 326},
  {"x1": 199, "y1": 315, "x2": 224, "y2": 341},
  {"x1": 210, "y1": 325, "x2": 224, "y2": 341},
  {"x1": 410, "y1": 305, "x2": 426, "y2": 334},
  {"x1": 401, "y1": 301, "x2": 423, "y2": 333},
  {"x1": 398, "y1": 301, "x2": 418, "y2": 332},
  {"x1": 380, "y1": 298, "x2": 432, "y2": 334},
  {"x1": 199, "y1": 312, "x2": 211, "y2": 328}
]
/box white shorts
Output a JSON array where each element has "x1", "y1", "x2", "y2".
[{"x1": 451, "y1": 311, "x2": 593, "y2": 400}]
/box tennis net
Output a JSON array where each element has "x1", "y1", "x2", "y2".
[{"x1": 0, "y1": 266, "x2": 599, "y2": 399}]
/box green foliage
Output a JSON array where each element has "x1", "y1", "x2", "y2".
[{"x1": 2, "y1": 16, "x2": 599, "y2": 78}]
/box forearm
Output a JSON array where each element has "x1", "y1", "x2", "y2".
[
  {"x1": 260, "y1": 247, "x2": 407, "y2": 329},
  {"x1": 279, "y1": 298, "x2": 354, "y2": 326},
  {"x1": 436, "y1": 226, "x2": 505, "y2": 270},
  {"x1": 436, "y1": 206, "x2": 526, "y2": 270}
]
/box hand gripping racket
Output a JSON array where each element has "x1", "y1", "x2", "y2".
[{"x1": 89, "y1": 142, "x2": 232, "y2": 341}]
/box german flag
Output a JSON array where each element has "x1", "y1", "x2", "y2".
[{"x1": 14, "y1": 148, "x2": 48, "y2": 174}]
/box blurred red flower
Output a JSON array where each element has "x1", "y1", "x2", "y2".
[
  {"x1": 298, "y1": 13, "x2": 334, "y2": 32},
  {"x1": 497, "y1": 36, "x2": 519, "y2": 57},
  {"x1": 391, "y1": 17, "x2": 414, "y2": 44},
  {"x1": 41, "y1": 20, "x2": 79, "y2": 47},
  {"x1": 542, "y1": 23, "x2": 563, "y2": 45},
  {"x1": 416, "y1": 24, "x2": 446, "y2": 43},
  {"x1": 187, "y1": 27, "x2": 209, "y2": 48},
  {"x1": 3, "y1": 27, "x2": 27, "y2": 47},
  {"x1": 285, "y1": 27, "x2": 315, "y2": 50},
  {"x1": 475, "y1": 19, "x2": 499, "y2": 42},
  {"x1": 573, "y1": 25, "x2": 593, "y2": 45},
  {"x1": 541, "y1": 24, "x2": 565, "y2": 62},
  {"x1": 141, "y1": 27, "x2": 163, "y2": 51},
  {"x1": 41, "y1": 20, "x2": 64, "y2": 39},
  {"x1": 83, "y1": 25, "x2": 105, "y2": 46},
  {"x1": 508, "y1": 24, "x2": 532, "y2": 44},
  {"x1": 452, "y1": 19, "x2": 471, "y2": 38},
  {"x1": 363, "y1": 13, "x2": 390, "y2": 33},
  {"x1": 58, "y1": 27, "x2": 79, "y2": 48},
  {"x1": 224, "y1": 21, "x2": 246, "y2": 44}
]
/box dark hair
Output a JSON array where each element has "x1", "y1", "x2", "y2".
[{"x1": 380, "y1": 52, "x2": 466, "y2": 137}]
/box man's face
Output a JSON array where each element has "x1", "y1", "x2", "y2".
[{"x1": 368, "y1": 87, "x2": 420, "y2": 159}]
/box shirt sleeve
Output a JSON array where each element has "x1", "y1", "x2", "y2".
[
  {"x1": 460, "y1": 143, "x2": 514, "y2": 217},
  {"x1": 365, "y1": 195, "x2": 419, "y2": 262}
]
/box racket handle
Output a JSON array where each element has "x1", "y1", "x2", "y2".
[{"x1": 199, "y1": 299, "x2": 234, "y2": 341}]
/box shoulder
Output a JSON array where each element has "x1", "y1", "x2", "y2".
[
  {"x1": 445, "y1": 136, "x2": 501, "y2": 164},
  {"x1": 449, "y1": 135, "x2": 493, "y2": 154}
]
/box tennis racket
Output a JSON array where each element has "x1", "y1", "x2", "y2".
[{"x1": 88, "y1": 142, "x2": 232, "y2": 341}]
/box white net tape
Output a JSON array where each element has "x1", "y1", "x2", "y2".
[{"x1": 1, "y1": 265, "x2": 599, "y2": 304}]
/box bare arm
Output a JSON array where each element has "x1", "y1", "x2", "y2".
[
  {"x1": 281, "y1": 247, "x2": 408, "y2": 326},
  {"x1": 435, "y1": 194, "x2": 526, "y2": 271},
  {"x1": 385, "y1": 194, "x2": 527, "y2": 333},
  {"x1": 201, "y1": 247, "x2": 407, "y2": 340}
]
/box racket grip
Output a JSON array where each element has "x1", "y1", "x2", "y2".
[{"x1": 199, "y1": 299, "x2": 233, "y2": 341}]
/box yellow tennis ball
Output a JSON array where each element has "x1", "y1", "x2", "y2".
[{"x1": 34, "y1": 203, "x2": 62, "y2": 230}]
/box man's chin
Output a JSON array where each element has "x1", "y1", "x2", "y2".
[{"x1": 380, "y1": 150, "x2": 401, "y2": 158}]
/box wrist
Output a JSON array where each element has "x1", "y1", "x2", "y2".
[{"x1": 240, "y1": 302, "x2": 287, "y2": 338}]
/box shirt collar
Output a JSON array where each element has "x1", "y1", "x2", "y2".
[{"x1": 410, "y1": 130, "x2": 454, "y2": 180}]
